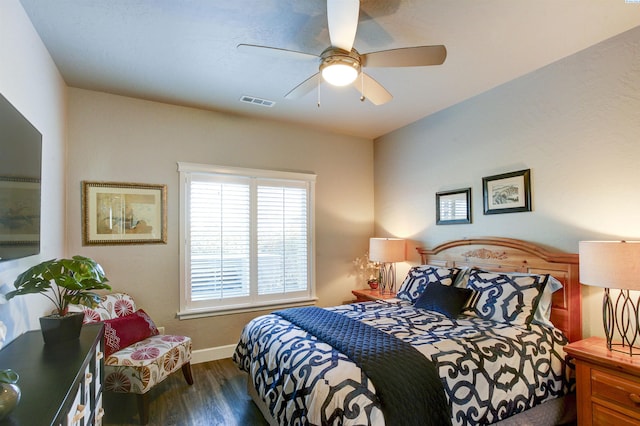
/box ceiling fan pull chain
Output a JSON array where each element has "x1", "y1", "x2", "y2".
[
  {"x1": 317, "y1": 78, "x2": 321, "y2": 108},
  {"x1": 360, "y1": 71, "x2": 365, "y2": 102}
]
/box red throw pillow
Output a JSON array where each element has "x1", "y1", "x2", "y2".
[{"x1": 103, "y1": 309, "x2": 159, "y2": 357}]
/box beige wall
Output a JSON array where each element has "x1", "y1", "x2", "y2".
[
  {"x1": 0, "y1": 0, "x2": 68, "y2": 345},
  {"x1": 5, "y1": 0, "x2": 638, "y2": 352},
  {"x1": 374, "y1": 26, "x2": 640, "y2": 340},
  {"x1": 66, "y1": 89, "x2": 374, "y2": 351}
]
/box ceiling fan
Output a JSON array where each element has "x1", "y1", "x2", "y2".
[{"x1": 237, "y1": 0, "x2": 446, "y2": 105}]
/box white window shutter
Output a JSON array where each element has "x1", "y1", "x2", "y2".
[
  {"x1": 257, "y1": 183, "x2": 308, "y2": 295},
  {"x1": 178, "y1": 162, "x2": 315, "y2": 316},
  {"x1": 189, "y1": 178, "x2": 251, "y2": 300}
]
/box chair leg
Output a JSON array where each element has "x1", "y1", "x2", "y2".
[
  {"x1": 182, "y1": 362, "x2": 194, "y2": 385},
  {"x1": 137, "y1": 393, "x2": 149, "y2": 425}
]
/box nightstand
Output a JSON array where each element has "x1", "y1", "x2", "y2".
[
  {"x1": 565, "y1": 336, "x2": 640, "y2": 425},
  {"x1": 351, "y1": 288, "x2": 397, "y2": 302}
]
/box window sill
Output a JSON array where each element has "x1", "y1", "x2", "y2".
[{"x1": 176, "y1": 297, "x2": 318, "y2": 320}]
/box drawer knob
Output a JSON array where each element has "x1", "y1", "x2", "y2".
[{"x1": 629, "y1": 393, "x2": 640, "y2": 404}]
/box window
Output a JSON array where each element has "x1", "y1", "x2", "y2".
[{"x1": 178, "y1": 163, "x2": 316, "y2": 318}]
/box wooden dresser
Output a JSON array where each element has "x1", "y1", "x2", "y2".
[
  {"x1": 0, "y1": 323, "x2": 105, "y2": 426},
  {"x1": 565, "y1": 336, "x2": 640, "y2": 425}
]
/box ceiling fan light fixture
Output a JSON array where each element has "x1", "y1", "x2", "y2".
[
  {"x1": 320, "y1": 50, "x2": 361, "y2": 86},
  {"x1": 321, "y1": 63, "x2": 358, "y2": 86}
]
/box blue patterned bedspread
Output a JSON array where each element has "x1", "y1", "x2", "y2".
[
  {"x1": 233, "y1": 300, "x2": 569, "y2": 425},
  {"x1": 274, "y1": 306, "x2": 451, "y2": 426}
]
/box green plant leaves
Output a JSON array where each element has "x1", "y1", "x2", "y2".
[{"x1": 5, "y1": 256, "x2": 111, "y2": 315}]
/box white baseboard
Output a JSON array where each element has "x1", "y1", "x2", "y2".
[{"x1": 191, "y1": 344, "x2": 236, "y2": 364}]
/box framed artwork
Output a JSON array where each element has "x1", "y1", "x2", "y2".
[
  {"x1": 82, "y1": 181, "x2": 167, "y2": 245},
  {"x1": 436, "y1": 188, "x2": 471, "y2": 225},
  {"x1": 0, "y1": 177, "x2": 40, "y2": 244},
  {"x1": 482, "y1": 169, "x2": 531, "y2": 215}
]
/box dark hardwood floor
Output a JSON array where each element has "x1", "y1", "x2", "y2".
[{"x1": 103, "y1": 358, "x2": 269, "y2": 426}]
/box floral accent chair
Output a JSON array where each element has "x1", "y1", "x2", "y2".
[{"x1": 69, "y1": 293, "x2": 193, "y2": 425}]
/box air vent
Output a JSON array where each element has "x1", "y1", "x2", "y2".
[{"x1": 240, "y1": 95, "x2": 275, "y2": 107}]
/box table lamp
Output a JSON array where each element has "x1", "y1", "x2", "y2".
[
  {"x1": 369, "y1": 238, "x2": 405, "y2": 293},
  {"x1": 579, "y1": 240, "x2": 640, "y2": 356}
]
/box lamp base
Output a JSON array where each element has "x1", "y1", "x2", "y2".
[
  {"x1": 379, "y1": 263, "x2": 397, "y2": 294},
  {"x1": 607, "y1": 342, "x2": 640, "y2": 357},
  {"x1": 603, "y1": 288, "x2": 640, "y2": 357}
]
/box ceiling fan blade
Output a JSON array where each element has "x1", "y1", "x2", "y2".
[
  {"x1": 285, "y1": 73, "x2": 321, "y2": 99},
  {"x1": 354, "y1": 73, "x2": 392, "y2": 105},
  {"x1": 327, "y1": 0, "x2": 359, "y2": 52},
  {"x1": 237, "y1": 44, "x2": 318, "y2": 62},
  {"x1": 362, "y1": 45, "x2": 447, "y2": 67}
]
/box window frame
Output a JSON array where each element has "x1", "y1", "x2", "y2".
[{"x1": 177, "y1": 162, "x2": 317, "y2": 319}]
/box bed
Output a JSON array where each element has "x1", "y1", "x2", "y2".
[{"x1": 233, "y1": 237, "x2": 582, "y2": 425}]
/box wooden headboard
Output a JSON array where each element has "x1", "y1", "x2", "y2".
[{"x1": 417, "y1": 237, "x2": 582, "y2": 342}]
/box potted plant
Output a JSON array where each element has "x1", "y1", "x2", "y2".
[
  {"x1": 5, "y1": 256, "x2": 111, "y2": 345},
  {"x1": 352, "y1": 253, "x2": 380, "y2": 289}
]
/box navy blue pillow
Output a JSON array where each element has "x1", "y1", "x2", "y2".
[{"x1": 414, "y1": 282, "x2": 473, "y2": 318}]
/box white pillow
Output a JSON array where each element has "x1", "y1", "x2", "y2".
[
  {"x1": 463, "y1": 270, "x2": 548, "y2": 326},
  {"x1": 456, "y1": 268, "x2": 563, "y2": 327}
]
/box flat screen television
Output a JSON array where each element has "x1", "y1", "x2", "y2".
[{"x1": 0, "y1": 93, "x2": 42, "y2": 262}]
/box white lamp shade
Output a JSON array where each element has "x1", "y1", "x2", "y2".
[
  {"x1": 369, "y1": 238, "x2": 405, "y2": 263},
  {"x1": 579, "y1": 241, "x2": 640, "y2": 290}
]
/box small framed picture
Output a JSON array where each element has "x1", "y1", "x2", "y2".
[
  {"x1": 82, "y1": 181, "x2": 167, "y2": 245},
  {"x1": 436, "y1": 188, "x2": 471, "y2": 225},
  {"x1": 482, "y1": 169, "x2": 531, "y2": 215}
]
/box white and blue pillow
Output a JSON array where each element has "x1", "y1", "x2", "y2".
[
  {"x1": 463, "y1": 269, "x2": 549, "y2": 326},
  {"x1": 531, "y1": 275, "x2": 562, "y2": 327},
  {"x1": 396, "y1": 265, "x2": 461, "y2": 303}
]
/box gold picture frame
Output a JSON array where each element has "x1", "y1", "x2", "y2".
[{"x1": 82, "y1": 181, "x2": 167, "y2": 245}]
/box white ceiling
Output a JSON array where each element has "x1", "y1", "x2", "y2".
[{"x1": 18, "y1": 0, "x2": 640, "y2": 139}]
